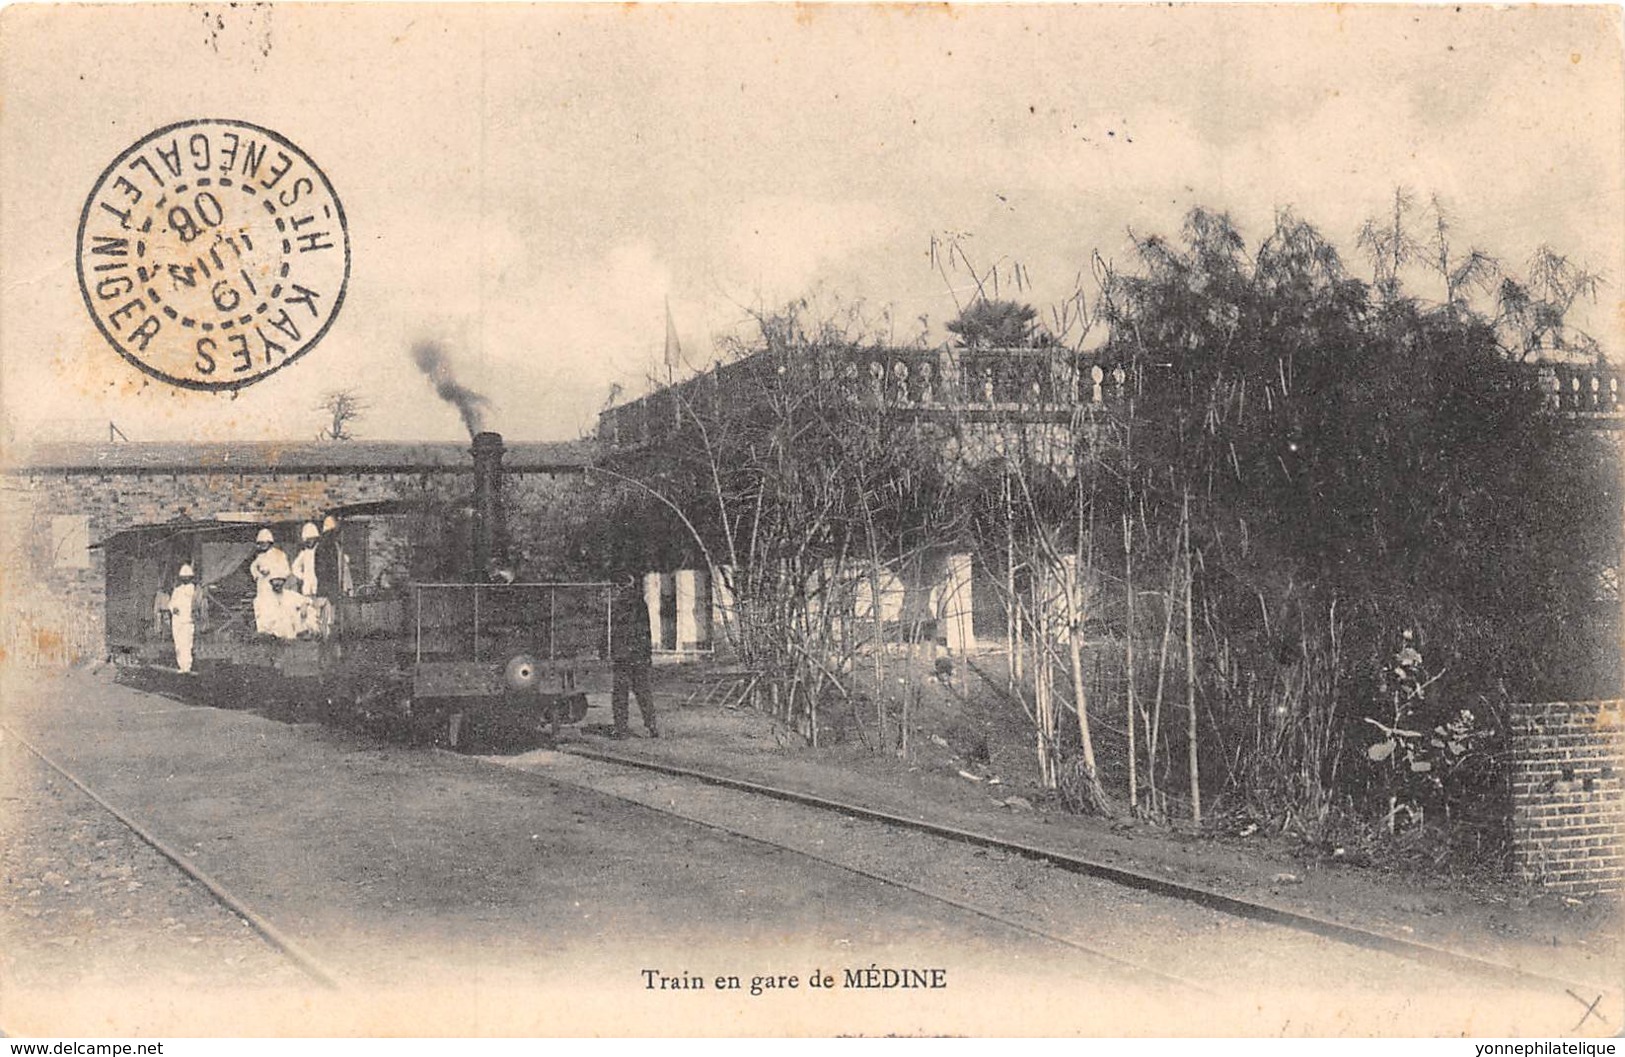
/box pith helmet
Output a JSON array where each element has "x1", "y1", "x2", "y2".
[
  {"x1": 178, "y1": 564, "x2": 195, "y2": 579},
  {"x1": 300, "y1": 522, "x2": 319, "y2": 541},
  {"x1": 256, "y1": 528, "x2": 275, "y2": 544}
]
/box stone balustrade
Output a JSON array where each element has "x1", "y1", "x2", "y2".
[
  {"x1": 598, "y1": 350, "x2": 1623, "y2": 451},
  {"x1": 598, "y1": 347, "x2": 1134, "y2": 450},
  {"x1": 1537, "y1": 363, "x2": 1624, "y2": 422}
]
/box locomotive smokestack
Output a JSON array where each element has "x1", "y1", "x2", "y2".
[{"x1": 471, "y1": 431, "x2": 507, "y2": 580}]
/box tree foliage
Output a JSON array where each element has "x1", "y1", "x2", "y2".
[
  {"x1": 946, "y1": 298, "x2": 1040, "y2": 349},
  {"x1": 581, "y1": 198, "x2": 1617, "y2": 854},
  {"x1": 1094, "y1": 202, "x2": 1618, "y2": 837}
]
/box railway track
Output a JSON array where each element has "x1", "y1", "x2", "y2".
[
  {"x1": 555, "y1": 743, "x2": 1615, "y2": 999},
  {"x1": 8, "y1": 713, "x2": 1206, "y2": 1001},
  {"x1": 9, "y1": 708, "x2": 1211, "y2": 1001},
  {"x1": 448, "y1": 744, "x2": 1216, "y2": 998},
  {"x1": 8, "y1": 676, "x2": 1614, "y2": 1035},
  {"x1": 4, "y1": 723, "x2": 343, "y2": 991}
]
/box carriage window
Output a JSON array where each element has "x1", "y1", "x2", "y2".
[{"x1": 50, "y1": 516, "x2": 91, "y2": 570}]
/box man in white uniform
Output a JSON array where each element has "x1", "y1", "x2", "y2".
[
  {"x1": 290, "y1": 521, "x2": 338, "y2": 637},
  {"x1": 168, "y1": 563, "x2": 197, "y2": 673},
  {"x1": 250, "y1": 528, "x2": 291, "y2": 635},
  {"x1": 290, "y1": 522, "x2": 320, "y2": 596},
  {"x1": 260, "y1": 576, "x2": 307, "y2": 640}
]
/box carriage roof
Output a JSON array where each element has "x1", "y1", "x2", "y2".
[
  {"x1": 93, "y1": 499, "x2": 453, "y2": 551},
  {"x1": 94, "y1": 519, "x2": 272, "y2": 551}
]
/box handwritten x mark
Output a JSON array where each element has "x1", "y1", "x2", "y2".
[{"x1": 1566, "y1": 989, "x2": 1609, "y2": 1032}]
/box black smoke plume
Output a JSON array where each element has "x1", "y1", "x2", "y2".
[{"x1": 411, "y1": 341, "x2": 490, "y2": 438}]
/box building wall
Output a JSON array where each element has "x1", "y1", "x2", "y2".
[
  {"x1": 0, "y1": 467, "x2": 580, "y2": 667},
  {"x1": 1508, "y1": 699, "x2": 1625, "y2": 894}
]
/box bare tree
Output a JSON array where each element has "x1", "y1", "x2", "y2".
[
  {"x1": 317, "y1": 389, "x2": 368, "y2": 441},
  {"x1": 1425, "y1": 195, "x2": 1499, "y2": 315},
  {"x1": 1494, "y1": 245, "x2": 1605, "y2": 361},
  {"x1": 1356, "y1": 186, "x2": 1425, "y2": 302},
  {"x1": 587, "y1": 295, "x2": 967, "y2": 750}
]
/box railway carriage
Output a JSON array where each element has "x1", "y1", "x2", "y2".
[{"x1": 98, "y1": 433, "x2": 618, "y2": 749}]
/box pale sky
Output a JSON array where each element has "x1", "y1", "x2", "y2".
[{"x1": 2, "y1": 4, "x2": 1621, "y2": 445}]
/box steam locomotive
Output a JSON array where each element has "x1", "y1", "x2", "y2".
[{"x1": 99, "y1": 432, "x2": 619, "y2": 750}]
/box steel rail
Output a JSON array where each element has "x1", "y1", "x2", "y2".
[
  {"x1": 3, "y1": 723, "x2": 343, "y2": 991},
  {"x1": 449, "y1": 748, "x2": 1210, "y2": 996},
  {"x1": 562, "y1": 743, "x2": 1612, "y2": 996}
]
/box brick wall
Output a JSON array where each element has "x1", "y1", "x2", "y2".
[
  {"x1": 0, "y1": 466, "x2": 582, "y2": 667},
  {"x1": 1508, "y1": 699, "x2": 1625, "y2": 894}
]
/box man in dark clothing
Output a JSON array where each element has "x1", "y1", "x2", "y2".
[{"x1": 611, "y1": 576, "x2": 658, "y2": 738}]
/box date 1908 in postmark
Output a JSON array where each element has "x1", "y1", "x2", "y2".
[{"x1": 76, "y1": 119, "x2": 350, "y2": 391}]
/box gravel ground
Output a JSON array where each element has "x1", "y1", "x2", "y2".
[
  {"x1": 562, "y1": 693, "x2": 1623, "y2": 988},
  {"x1": 3, "y1": 670, "x2": 1615, "y2": 1037},
  {"x1": 0, "y1": 735, "x2": 309, "y2": 993},
  {"x1": 505, "y1": 748, "x2": 1604, "y2": 1036},
  {"x1": 6, "y1": 674, "x2": 1115, "y2": 1036}
]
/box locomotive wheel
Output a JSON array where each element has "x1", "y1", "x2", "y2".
[
  {"x1": 538, "y1": 693, "x2": 589, "y2": 735},
  {"x1": 504, "y1": 654, "x2": 539, "y2": 692}
]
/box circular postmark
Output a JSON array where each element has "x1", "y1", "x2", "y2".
[{"x1": 76, "y1": 119, "x2": 350, "y2": 391}]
